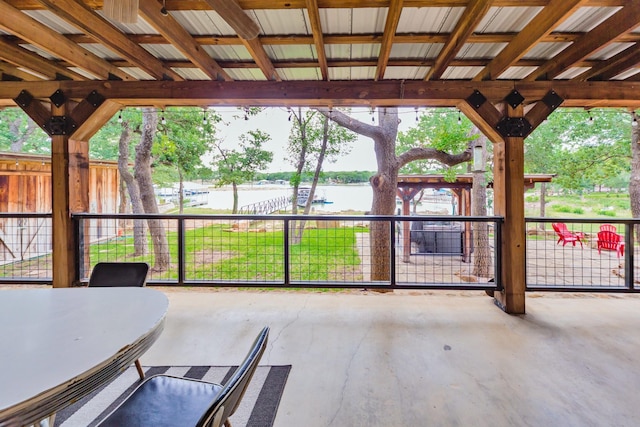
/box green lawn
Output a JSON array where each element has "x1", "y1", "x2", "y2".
[{"x1": 89, "y1": 224, "x2": 363, "y2": 282}]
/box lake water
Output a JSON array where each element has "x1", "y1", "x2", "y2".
[{"x1": 203, "y1": 183, "x2": 456, "y2": 214}]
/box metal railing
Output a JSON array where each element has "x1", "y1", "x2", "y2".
[
  {"x1": 525, "y1": 218, "x2": 639, "y2": 292},
  {"x1": 4, "y1": 212, "x2": 636, "y2": 293}
]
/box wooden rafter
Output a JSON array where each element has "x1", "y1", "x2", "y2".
[
  {"x1": 375, "y1": 0, "x2": 403, "y2": 81},
  {"x1": 37, "y1": 0, "x2": 183, "y2": 82},
  {"x1": 576, "y1": 43, "x2": 640, "y2": 81},
  {"x1": 473, "y1": 0, "x2": 587, "y2": 81},
  {"x1": 137, "y1": 0, "x2": 232, "y2": 81},
  {"x1": 0, "y1": 38, "x2": 86, "y2": 81},
  {"x1": 425, "y1": 0, "x2": 492, "y2": 81},
  {"x1": 0, "y1": 1, "x2": 132, "y2": 81},
  {"x1": 240, "y1": 38, "x2": 281, "y2": 81},
  {"x1": 0, "y1": 62, "x2": 43, "y2": 81},
  {"x1": 305, "y1": 0, "x2": 329, "y2": 80},
  {"x1": 526, "y1": 3, "x2": 640, "y2": 81}
]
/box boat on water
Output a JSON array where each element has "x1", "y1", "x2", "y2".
[{"x1": 297, "y1": 187, "x2": 331, "y2": 207}]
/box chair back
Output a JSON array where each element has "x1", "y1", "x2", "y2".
[
  {"x1": 552, "y1": 223, "x2": 567, "y2": 234},
  {"x1": 89, "y1": 262, "x2": 150, "y2": 287},
  {"x1": 197, "y1": 327, "x2": 270, "y2": 427},
  {"x1": 597, "y1": 230, "x2": 621, "y2": 244},
  {"x1": 600, "y1": 224, "x2": 617, "y2": 233}
]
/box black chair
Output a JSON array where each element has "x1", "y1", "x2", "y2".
[
  {"x1": 89, "y1": 262, "x2": 150, "y2": 379},
  {"x1": 97, "y1": 327, "x2": 270, "y2": 427}
]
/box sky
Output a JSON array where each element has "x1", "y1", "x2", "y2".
[{"x1": 213, "y1": 107, "x2": 419, "y2": 173}]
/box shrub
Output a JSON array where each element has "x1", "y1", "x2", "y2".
[
  {"x1": 525, "y1": 195, "x2": 539, "y2": 202},
  {"x1": 597, "y1": 209, "x2": 616, "y2": 217},
  {"x1": 552, "y1": 205, "x2": 583, "y2": 214}
]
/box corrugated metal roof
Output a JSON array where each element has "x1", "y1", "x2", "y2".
[
  {"x1": 173, "y1": 68, "x2": 210, "y2": 80},
  {"x1": 475, "y1": 7, "x2": 543, "y2": 33},
  {"x1": 325, "y1": 44, "x2": 380, "y2": 60},
  {"x1": 397, "y1": 7, "x2": 464, "y2": 33},
  {"x1": 225, "y1": 68, "x2": 267, "y2": 81},
  {"x1": 18, "y1": 44, "x2": 57, "y2": 61},
  {"x1": 321, "y1": 8, "x2": 387, "y2": 34},
  {"x1": 264, "y1": 45, "x2": 315, "y2": 62},
  {"x1": 499, "y1": 66, "x2": 538, "y2": 80},
  {"x1": 142, "y1": 44, "x2": 189, "y2": 61},
  {"x1": 98, "y1": 13, "x2": 158, "y2": 34},
  {"x1": 24, "y1": 10, "x2": 83, "y2": 34},
  {"x1": 441, "y1": 66, "x2": 483, "y2": 80},
  {"x1": 79, "y1": 44, "x2": 122, "y2": 61},
  {"x1": 555, "y1": 67, "x2": 591, "y2": 80},
  {"x1": 390, "y1": 44, "x2": 442, "y2": 60},
  {"x1": 384, "y1": 66, "x2": 429, "y2": 80},
  {"x1": 252, "y1": 9, "x2": 310, "y2": 35},
  {"x1": 523, "y1": 42, "x2": 571, "y2": 60},
  {"x1": 457, "y1": 43, "x2": 507, "y2": 59},
  {"x1": 329, "y1": 67, "x2": 376, "y2": 80},
  {"x1": 554, "y1": 7, "x2": 621, "y2": 32},
  {"x1": 277, "y1": 67, "x2": 321, "y2": 81},
  {"x1": 118, "y1": 67, "x2": 154, "y2": 80},
  {"x1": 612, "y1": 68, "x2": 640, "y2": 80},
  {"x1": 586, "y1": 42, "x2": 635, "y2": 60},
  {"x1": 203, "y1": 46, "x2": 253, "y2": 61},
  {"x1": 171, "y1": 11, "x2": 235, "y2": 36}
]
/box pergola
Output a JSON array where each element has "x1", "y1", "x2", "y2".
[{"x1": 0, "y1": 1, "x2": 639, "y2": 314}]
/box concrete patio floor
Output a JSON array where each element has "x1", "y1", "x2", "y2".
[{"x1": 143, "y1": 288, "x2": 640, "y2": 427}]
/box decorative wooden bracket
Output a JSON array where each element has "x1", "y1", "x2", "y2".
[
  {"x1": 461, "y1": 88, "x2": 563, "y2": 140},
  {"x1": 13, "y1": 89, "x2": 105, "y2": 137}
]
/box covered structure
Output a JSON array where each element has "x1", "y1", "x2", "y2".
[
  {"x1": 396, "y1": 173, "x2": 555, "y2": 263},
  {"x1": 0, "y1": 0, "x2": 639, "y2": 313}
]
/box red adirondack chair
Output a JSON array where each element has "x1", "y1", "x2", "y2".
[
  {"x1": 552, "y1": 223, "x2": 584, "y2": 248},
  {"x1": 597, "y1": 230, "x2": 625, "y2": 257},
  {"x1": 600, "y1": 224, "x2": 617, "y2": 233}
]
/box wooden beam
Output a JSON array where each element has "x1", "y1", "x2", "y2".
[
  {"x1": 0, "y1": 62, "x2": 43, "y2": 81},
  {"x1": 138, "y1": 0, "x2": 232, "y2": 81},
  {"x1": 527, "y1": 3, "x2": 640, "y2": 81},
  {"x1": 305, "y1": 0, "x2": 329, "y2": 80},
  {"x1": 0, "y1": 34, "x2": 87, "y2": 82},
  {"x1": 37, "y1": 0, "x2": 183, "y2": 81},
  {"x1": 2, "y1": 80, "x2": 640, "y2": 108},
  {"x1": 425, "y1": 0, "x2": 492, "y2": 81},
  {"x1": 240, "y1": 38, "x2": 282, "y2": 81},
  {"x1": 203, "y1": 0, "x2": 260, "y2": 40},
  {"x1": 474, "y1": 0, "x2": 587, "y2": 81},
  {"x1": 375, "y1": 0, "x2": 403, "y2": 81},
  {"x1": 72, "y1": 100, "x2": 122, "y2": 141},
  {"x1": 575, "y1": 43, "x2": 640, "y2": 81},
  {"x1": 0, "y1": 0, "x2": 133, "y2": 81}
]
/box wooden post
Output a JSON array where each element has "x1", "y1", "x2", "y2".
[{"x1": 492, "y1": 104, "x2": 526, "y2": 313}]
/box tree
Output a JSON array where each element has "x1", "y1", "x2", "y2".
[
  {"x1": 0, "y1": 108, "x2": 49, "y2": 154},
  {"x1": 213, "y1": 130, "x2": 273, "y2": 213},
  {"x1": 287, "y1": 108, "x2": 356, "y2": 241},
  {"x1": 630, "y1": 111, "x2": 640, "y2": 242},
  {"x1": 318, "y1": 107, "x2": 475, "y2": 281},
  {"x1": 135, "y1": 108, "x2": 170, "y2": 271},
  {"x1": 153, "y1": 108, "x2": 219, "y2": 213},
  {"x1": 117, "y1": 119, "x2": 147, "y2": 256}
]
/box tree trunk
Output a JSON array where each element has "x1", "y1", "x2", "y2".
[
  {"x1": 135, "y1": 108, "x2": 170, "y2": 271},
  {"x1": 117, "y1": 121, "x2": 147, "y2": 256},
  {"x1": 296, "y1": 116, "x2": 331, "y2": 238},
  {"x1": 232, "y1": 181, "x2": 239, "y2": 214},
  {"x1": 178, "y1": 169, "x2": 184, "y2": 214},
  {"x1": 290, "y1": 107, "x2": 308, "y2": 244},
  {"x1": 471, "y1": 133, "x2": 492, "y2": 278},
  {"x1": 9, "y1": 117, "x2": 36, "y2": 152},
  {"x1": 369, "y1": 110, "x2": 400, "y2": 281},
  {"x1": 630, "y1": 112, "x2": 640, "y2": 243}
]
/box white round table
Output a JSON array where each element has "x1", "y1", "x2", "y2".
[{"x1": 0, "y1": 287, "x2": 168, "y2": 426}]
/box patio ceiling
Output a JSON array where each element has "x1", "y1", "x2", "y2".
[{"x1": 0, "y1": 0, "x2": 640, "y2": 109}]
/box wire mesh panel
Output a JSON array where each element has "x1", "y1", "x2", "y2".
[
  {"x1": 394, "y1": 218, "x2": 496, "y2": 288},
  {"x1": 184, "y1": 217, "x2": 285, "y2": 284},
  {"x1": 526, "y1": 220, "x2": 637, "y2": 290},
  {"x1": 0, "y1": 214, "x2": 52, "y2": 282}
]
